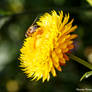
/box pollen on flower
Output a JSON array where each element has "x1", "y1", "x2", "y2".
[{"x1": 19, "y1": 10, "x2": 78, "y2": 82}]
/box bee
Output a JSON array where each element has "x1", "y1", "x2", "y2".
[{"x1": 25, "y1": 17, "x2": 39, "y2": 37}]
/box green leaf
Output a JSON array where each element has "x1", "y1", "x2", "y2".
[
  {"x1": 86, "y1": 0, "x2": 92, "y2": 6},
  {"x1": 80, "y1": 71, "x2": 92, "y2": 81},
  {"x1": 0, "y1": 10, "x2": 12, "y2": 15}
]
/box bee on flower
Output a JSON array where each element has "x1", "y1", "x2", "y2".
[
  {"x1": 19, "y1": 10, "x2": 78, "y2": 82},
  {"x1": 25, "y1": 17, "x2": 39, "y2": 37}
]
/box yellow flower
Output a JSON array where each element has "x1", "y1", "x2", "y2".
[{"x1": 19, "y1": 10, "x2": 78, "y2": 82}]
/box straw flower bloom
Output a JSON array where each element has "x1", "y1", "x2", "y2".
[{"x1": 19, "y1": 10, "x2": 78, "y2": 82}]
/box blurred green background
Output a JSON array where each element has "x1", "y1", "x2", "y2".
[{"x1": 0, "y1": 0, "x2": 92, "y2": 92}]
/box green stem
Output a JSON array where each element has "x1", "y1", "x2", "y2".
[{"x1": 68, "y1": 54, "x2": 92, "y2": 70}]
